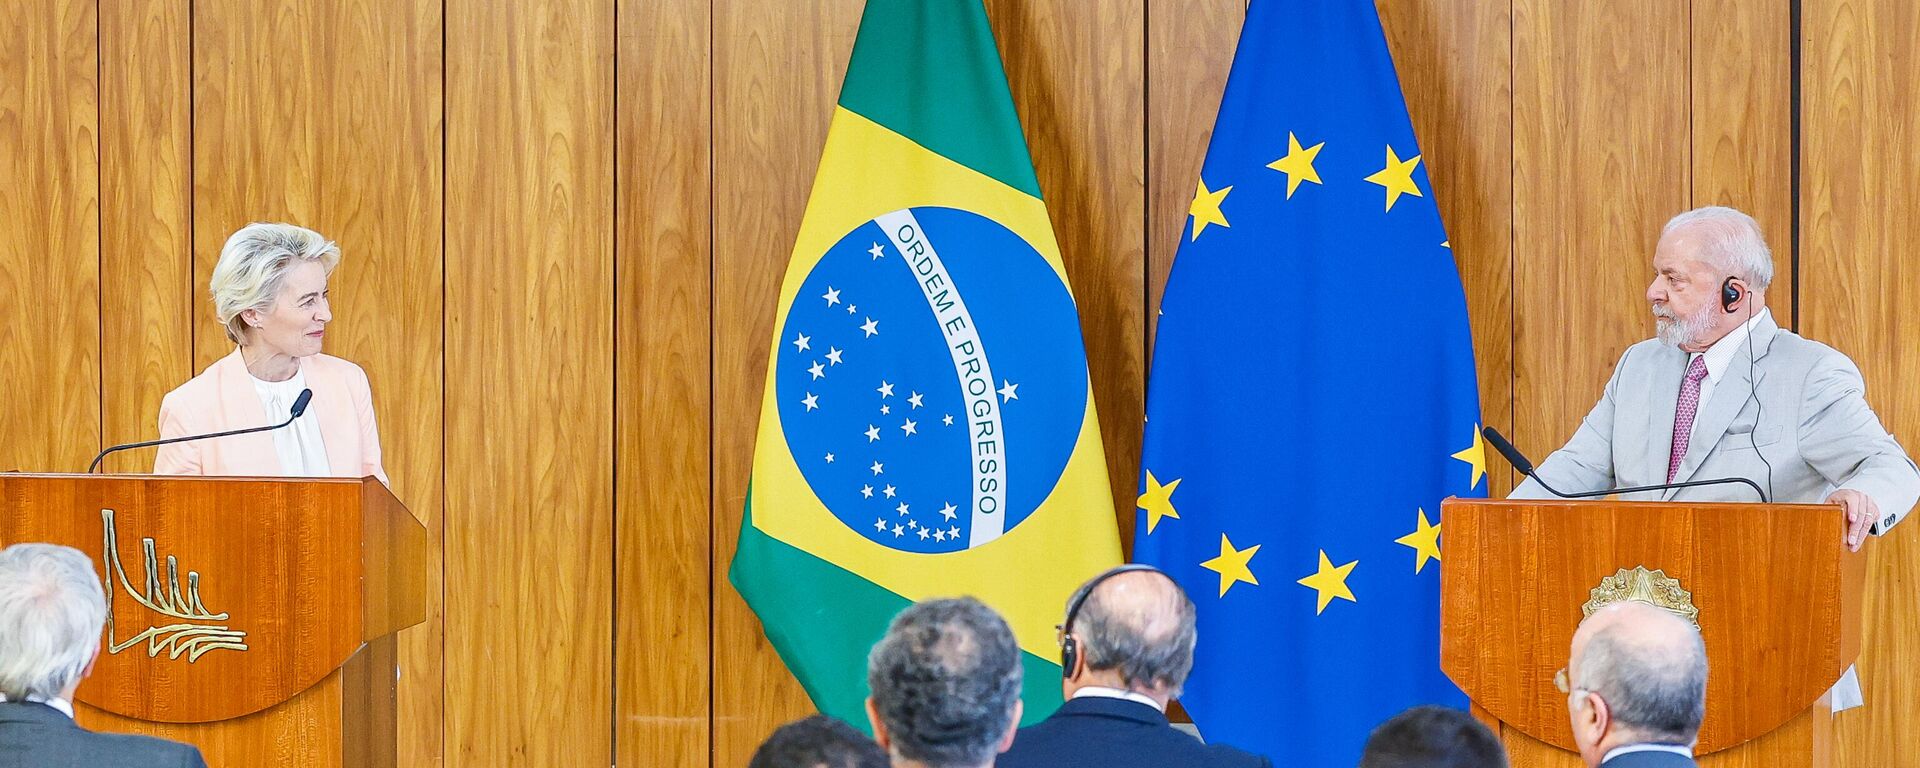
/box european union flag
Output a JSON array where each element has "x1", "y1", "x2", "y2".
[{"x1": 1134, "y1": 1, "x2": 1484, "y2": 764}]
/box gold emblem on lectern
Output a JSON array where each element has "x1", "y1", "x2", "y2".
[
  {"x1": 99, "y1": 508, "x2": 248, "y2": 661},
  {"x1": 1582, "y1": 566, "x2": 1699, "y2": 628}
]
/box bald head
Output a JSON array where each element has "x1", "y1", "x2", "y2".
[
  {"x1": 1569, "y1": 602, "x2": 1707, "y2": 744},
  {"x1": 1065, "y1": 569, "x2": 1197, "y2": 696}
]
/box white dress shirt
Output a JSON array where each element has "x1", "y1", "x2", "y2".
[
  {"x1": 251, "y1": 365, "x2": 331, "y2": 477},
  {"x1": 1069, "y1": 685, "x2": 1166, "y2": 713},
  {"x1": 0, "y1": 693, "x2": 74, "y2": 719},
  {"x1": 1602, "y1": 743, "x2": 1693, "y2": 763}
]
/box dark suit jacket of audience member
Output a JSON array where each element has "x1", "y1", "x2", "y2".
[
  {"x1": 997, "y1": 696, "x2": 1271, "y2": 768},
  {"x1": 1601, "y1": 750, "x2": 1697, "y2": 768},
  {"x1": 0, "y1": 701, "x2": 207, "y2": 768}
]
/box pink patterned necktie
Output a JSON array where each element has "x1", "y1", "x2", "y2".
[{"x1": 1668, "y1": 355, "x2": 1710, "y2": 483}]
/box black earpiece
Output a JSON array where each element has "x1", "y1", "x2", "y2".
[
  {"x1": 1060, "y1": 564, "x2": 1168, "y2": 679},
  {"x1": 1721, "y1": 277, "x2": 1741, "y2": 313}
]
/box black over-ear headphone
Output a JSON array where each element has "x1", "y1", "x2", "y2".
[
  {"x1": 1059, "y1": 564, "x2": 1168, "y2": 679},
  {"x1": 1721, "y1": 276, "x2": 1741, "y2": 313}
]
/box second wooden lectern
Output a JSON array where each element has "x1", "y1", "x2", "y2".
[
  {"x1": 0, "y1": 474, "x2": 427, "y2": 768},
  {"x1": 1438, "y1": 498, "x2": 1863, "y2": 768}
]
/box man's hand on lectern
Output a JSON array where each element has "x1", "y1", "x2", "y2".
[{"x1": 1828, "y1": 489, "x2": 1878, "y2": 552}]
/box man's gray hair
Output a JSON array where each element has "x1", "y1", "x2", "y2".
[
  {"x1": 209, "y1": 222, "x2": 342, "y2": 344},
  {"x1": 1066, "y1": 571, "x2": 1197, "y2": 696},
  {"x1": 0, "y1": 544, "x2": 107, "y2": 701},
  {"x1": 1662, "y1": 206, "x2": 1773, "y2": 290},
  {"x1": 866, "y1": 597, "x2": 1021, "y2": 768},
  {"x1": 1576, "y1": 610, "x2": 1708, "y2": 743}
]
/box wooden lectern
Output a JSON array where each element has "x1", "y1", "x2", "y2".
[
  {"x1": 1438, "y1": 498, "x2": 1864, "y2": 767},
  {"x1": 0, "y1": 474, "x2": 427, "y2": 768}
]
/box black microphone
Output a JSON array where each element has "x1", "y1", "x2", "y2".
[
  {"x1": 88, "y1": 389, "x2": 313, "y2": 474},
  {"x1": 1480, "y1": 425, "x2": 1767, "y2": 503}
]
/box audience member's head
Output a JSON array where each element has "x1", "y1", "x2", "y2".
[
  {"x1": 1359, "y1": 705, "x2": 1507, "y2": 768},
  {"x1": 0, "y1": 543, "x2": 107, "y2": 703},
  {"x1": 1058, "y1": 566, "x2": 1196, "y2": 705},
  {"x1": 865, "y1": 597, "x2": 1023, "y2": 768},
  {"x1": 1563, "y1": 602, "x2": 1707, "y2": 767},
  {"x1": 749, "y1": 714, "x2": 888, "y2": 768}
]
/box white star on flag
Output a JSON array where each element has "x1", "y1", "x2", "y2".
[
  {"x1": 918, "y1": 528, "x2": 931, "y2": 540},
  {"x1": 861, "y1": 317, "x2": 880, "y2": 337},
  {"x1": 947, "y1": 526, "x2": 960, "y2": 539},
  {"x1": 826, "y1": 347, "x2": 844, "y2": 365},
  {"x1": 880, "y1": 405, "x2": 891, "y2": 415},
  {"x1": 870, "y1": 461, "x2": 884, "y2": 475},
  {"x1": 801, "y1": 393, "x2": 819, "y2": 411},
  {"x1": 908, "y1": 391, "x2": 924, "y2": 408},
  {"x1": 823, "y1": 287, "x2": 841, "y2": 306},
  {"x1": 808, "y1": 361, "x2": 825, "y2": 380},
  {"x1": 939, "y1": 503, "x2": 958, "y2": 521},
  {"x1": 883, "y1": 484, "x2": 897, "y2": 498},
  {"x1": 824, "y1": 453, "x2": 834, "y2": 463},
  {"x1": 869, "y1": 242, "x2": 885, "y2": 259},
  {"x1": 874, "y1": 518, "x2": 886, "y2": 532},
  {"x1": 877, "y1": 381, "x2": 894, "y2": 398},
  {"x1": 865, "y1": 424, "x2": 881, "y2": 442},
  {"x1": 933, "y1": 529, "x2": 948, "y2": 542},
  {"x1": 892, "y1": 524, "x2": 905, "y2": 537},
  {"x1": 861, "y1": 485, "x2": 874, "y2": 498},
  {"x1": 943, "y1": 414, "x2": 954, "y2": 426},
  {"x1": 897, "y1": 502, "x2": 910, "y2": 515},
  {"x1": 901, "y1": 419, "x2": 917, "y2": 436},
  {"x1": 792, "y1": 332, "x2": 811, "y2": 352},
  {"x1": 847, "y1": 304, "x2": 857, "y2": 315},
  {"x1": 998, "y1": 380, "x2": 1019, "y2": 402}
]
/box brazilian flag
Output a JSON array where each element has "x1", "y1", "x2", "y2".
[{"x1": 729, "y1": 0, "x2": 1123, "y2": 728}]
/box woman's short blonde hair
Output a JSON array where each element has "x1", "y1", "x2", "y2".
[{"x1": 210, "y1": 223, "x2": 341, "y2": 344}]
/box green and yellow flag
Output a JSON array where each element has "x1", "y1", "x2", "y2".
[{"x1": 729, "y1": 0, "x2": 1122, "y2": 727}]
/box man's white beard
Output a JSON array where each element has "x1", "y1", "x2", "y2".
[{"x1": 1653, "y1": 302, "x2": 1718, "y2": 348}]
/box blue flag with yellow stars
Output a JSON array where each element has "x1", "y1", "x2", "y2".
[{"x1": 1134, "y1": 1, "x2": 1484, "y2": 763}]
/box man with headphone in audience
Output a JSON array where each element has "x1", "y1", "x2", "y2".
[
  {"x1": 1509, "y1": 205, "x2": 1920, "y2": 711},
  {"x1": 997, "y1": 565, "x2": 1269, "y2": 768}
]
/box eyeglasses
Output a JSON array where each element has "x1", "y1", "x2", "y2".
[{"x1": 1554, "y1": 667, "x2": 1574, "y2": 694}]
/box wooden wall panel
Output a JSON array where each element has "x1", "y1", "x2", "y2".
[
  {"x1": 443, "y1": 0, "x2": 613, "y2": 763},
  {"x1": 984, "y1": 0, "x2": 1147, "y2": 548},
  {"x1": 99, "y1": 0, "x2": 191, "y2": 474},
  {"x1": 1691, "y1": 0, "x2": 1794, "y2": 324},
  {"x1": 711, "y1": 2, "x2": 862, "y2": 764},
  {"x1": 616, "y1": 0, "x2": 712, "y2": 766},
  {"x1": 1802, "y1": 1, "x2": 1920, "y2": 763},
  {"x1": 1380, "y1": 0, "x2": 1515, "y2": 496},
  {"x1": 1145, "y1": 1, "x2": 1240, "y2": 364},
  {"x1": 0, "y1": 0, "x2": 99, "y2": 473},
  {"x1": 1510, "y1": 0, "x2": 1690, "y2": 466},
  {"x1": 192, "y1": 1, "x2": 445, "y2": 765}
]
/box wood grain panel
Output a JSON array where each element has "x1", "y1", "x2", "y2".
[
  {"x1": 616, "y1": 0, "x2": 711, "y2": 765},
  {"x1": 1510, "y1": 0, "x2": 1689, "y2": 467},
  {"x1": 78, "y1": 677, "x2": 349, "y2": 768},
  {"x1": 191, "y1": 0, "x2": 445, "y2": 762},
  {"x1": 1801, "y1": 1, "x2": 1920, "y2": 764},
  {"x1": 1145, "y1": 0, "x2": 1240, "y2": 363},
  {"x1": 984, "y1": 0, "x2": 1146, "y2": 549},
  {"x1": 0, "y1": 0, "x2": 99, "y2": 473},
  {"x1": 1380, "y1": 0, "x2": 1515, "y2": 496},
  {"x1": 444, "y1": 0, "x2": 613, "y2": 762},
  {"x1": 711, "y1": 2, "x2": 863, "y2": 763},
  {"x1": 1690, "y1": 0, "x2": 1793, "y2": 324},
  {"x1": 99, "y1": 0, "x2": 191, "y2": 474}
]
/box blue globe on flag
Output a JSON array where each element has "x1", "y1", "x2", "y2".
[{"x1": 776, "y1": 206, "x2": 1087, "y2": 555}]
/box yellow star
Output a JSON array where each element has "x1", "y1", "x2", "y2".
[
  {"x1": 1451, "y1": 423, "x2": 1486, "y2": 490},
  {"x1": 1363, "y1": 145, "x2": 1424, "y2": 212},
  {"x1": 1265, "y1": 132, "x2": 1324, "y2": 199},
  {"x1": 1136, "y1": 471, "x2": 1182, "y2": 534},
  {"x1": 1296, "y1": 549, "x2": 1358, "y2": 614},
  {"x1": 1188, "y1": 179, "x2": 1232, "y2": 241},
  {"x1": 1199, "y1": 534, "x2": 1260, "y2": 598},
  {"x1": 1394, "y1": 507, "x2": 1442, "y2": 574}
]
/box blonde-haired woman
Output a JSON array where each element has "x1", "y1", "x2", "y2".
[{"x1": 155, "y1": 223, "x2": 388, "y2": 484}]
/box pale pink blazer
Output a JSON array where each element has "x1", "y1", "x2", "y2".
[{"x1": 154, "y1": 349, "x2": 389, "y2": 485}]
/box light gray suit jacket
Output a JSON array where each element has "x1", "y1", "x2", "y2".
[
  {"x1": 0, "y1": 701, "x2": 206, "y2": 768},
  {"x1": 1512, "y1": 314, "x2": 1920, "y2": 534}
]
